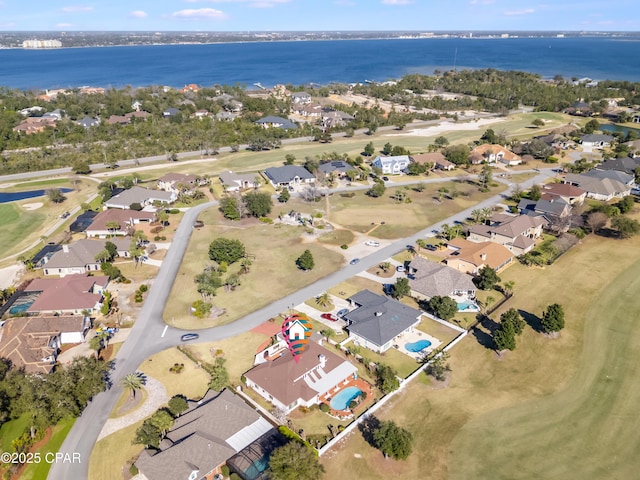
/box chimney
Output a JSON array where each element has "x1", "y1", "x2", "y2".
[
  {"x1": 480, "y1": 253, "x2": 487, "y2": 261},
  {"x1": 318, "y1": 354, "x2": 327, "y2": 368},
  {"x1": 62, "y1": 244, "x2": 69, "y2": 253}
]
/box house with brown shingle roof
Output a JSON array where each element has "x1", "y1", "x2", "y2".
[
  {"x1": 23, "y1": 275, "x2": 109, "y2": 315},
  {"x1": 157, "y1": 172, "x2": 201, "y2": 194},
  {"x1": 445, "y1": 238, "x2": 513, "y2": 275},
  {"x1": 411, "y1": 152, "x2": 455, "y2": 170},
  {"x1": 0, "y1": 316, "x2": 90, "y2": 374},
  {"x1": 136, "y1": 389, "x2": 279, "y2": 480},
  {"x1": 245, "y1": 338, "x2": 358, "y2": 413},
  {"x1": 85, "y1": 209, "x2": 155, "y2": 238},
  {"x1": 470, "y1": 144, "x2": 521, "y2": 166},
  {"x1": 541, "y1": 183, "x2": 586, "y2": 205},
  {"x1": 467, "y1": 213, "x2": 546, "y2": 256}
]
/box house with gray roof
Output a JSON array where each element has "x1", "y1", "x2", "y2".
[
  {"x1": 43, "y1": 238, "x2": 129, "y2": 277},
  {"x1": 518, "y1": 198, "x2": 572, "y2": 220},
  {"x1": 580, "y1": 134, "x2": 614, "y2": 149},
  {"x1": 564, "y1": 172, "x2": 631, "y2": 201},
  {"x1": 263, "y1": 165, "x2": 315, "y2": 188},
  {"x1": 343, "y1": 290, "x2": 423, "y2": 353},
  {"x1": 136, "y1": 389, "x2": 278, "y2": 480},
  {"x1": 255, "y1": 116, "x2": 297, "y2": 130},
  {"x1": 219, "y1": 171, "x2": 260, "y2": 192},
  {"x1": 597, "y1": 157, "x2": 640, "y2": 174},
  {"x1": 318, "y1": 160, "x2": 353, "y2": 178},
  {"x1": 372, "y1": 155, "x2": 411, "y2": 175},
  {"x1": 291, "y1": 91, "x2": 312, "y2": 104},
  {"x1": 584, "y1": 168, "x2": 634, "y2": 186},
  {"x1": 103, "y1": 186, "x2": 176, "y2": 210},
  {"x1": 407, "y1": 258, "x2": 476, "y2": 301}
]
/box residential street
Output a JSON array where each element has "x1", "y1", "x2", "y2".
[{"x1": 48, "y1": 168, "x2": 552, "y2": 480}]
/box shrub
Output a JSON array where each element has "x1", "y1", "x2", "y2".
[
  {"x1": 221, "y1": 465, "x2": 230, "y2": 477},
  {"x1": 134, "y1": 292, "x2": 143, "y2": 303},
  {"x1": 320, "y1": 403, "x2": 330, "y2": 413},
  {"x1": 348, "y1": 399, "x2": 358, "y2": 410},
  {"x1": 154, "y1": 235, "x2": 161, "y2": 241},
  {"x1": 315, "y1": 212, "x2": 323, "y2": 218},
  {"x1": 259, "y1": 217, "x2": 273, "y2": 224},
  {"x1": 129, "y1": 464, "x2": 139, "y2": 476},
  {"x1": 150, "y1": 226, "x2": 162, "y2": 234},
  {"x1": 170, "y1": 209, "x2": 180, "y2": 214},
  {"x1": 340, "y1": 244, "x2": 348, "y2": 250},
  {"x1": 139, "y1": 284, "x2": 148, "y2": 293}
]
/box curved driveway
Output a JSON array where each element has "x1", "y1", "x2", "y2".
[{"x1": 48, "y1": 168, "x2": 551, "y2": 480}]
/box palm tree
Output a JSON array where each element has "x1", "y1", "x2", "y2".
[
  {"x1": 483, "y1": 295, "x2": 496, "y2": 313},
  {"x1": 416, "y1": 239, "x2": 427, "y2": 251},
  {"x1": 502, "y1": 281, "x2": 515, "y2": 297},
  {"x1": 240, "y1": 257, "x2": 252, "y2": 274},
  {"x1": 119, "y1": 372, "x2": 146, "y2": 399},
  {"x1": 316, "y1": 292, "x2": 331, "y2": 308},
  {"x1": 379, "y1": 262, "x2": 391, "y2": 273}
]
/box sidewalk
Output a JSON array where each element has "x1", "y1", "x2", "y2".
[
  {"x1": 97, "y1": 375, "x2": 168, "y2": 441},
  {"x1": 57, "y1": 328, "x2": 132, "y2": 364}
]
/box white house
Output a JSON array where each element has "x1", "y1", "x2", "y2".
[{"x1": 372, "y1": 155, "x2": 411, "y2": 175}]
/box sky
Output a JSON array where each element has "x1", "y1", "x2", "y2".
[{"x1": 0, "y1": 0, "x2": 638, "y2": 32}]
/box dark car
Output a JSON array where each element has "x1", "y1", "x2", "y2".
[
  {"x1": 321, "y1": 313, "x2": 338, "y2": 321},
  {"x1": 382, "y1": 176, "x2": 390, "y2": 181},
  {"x1": 350, "y1": 258, "x2": 360, "y2": 265},
  {"x1": 181, "y1": 333, "x2": 200, "y2": 342},
  {"x1": 426, "y1": 244, "x2": 437, "y2": 251},
  {"x1": 337, "y1": 308, "x2": 350, "y2": 317}
]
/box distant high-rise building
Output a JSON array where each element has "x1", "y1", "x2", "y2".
[{"x1": 22, "y1": 39, "x2": 62, "y2": 49}]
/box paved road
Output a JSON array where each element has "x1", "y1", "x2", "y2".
[{"x1": 48, "y1": 167, "x2": 553, "y2": 480}]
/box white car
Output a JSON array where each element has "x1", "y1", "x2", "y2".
[{"x1": 365, "y1": 240, "x2": 380, "y2": 247}]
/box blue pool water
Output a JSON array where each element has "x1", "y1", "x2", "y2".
[
  {"x1": 330, "y1": 386, "x2": 362, "y2": 411},
  {"x1": 457, "y1": 301, "x2": 480, "y2": 312},
  {"x1": 405, "y1": 339, "x2": 432, "y2": 353}
]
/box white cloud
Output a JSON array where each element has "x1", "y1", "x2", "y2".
[
  {"x1": 56, "y1": 23, "x2": 73, "y2": 28},
  {"x1": 334, "y1": 0, "x2": 356, "y2": 5},
  {"x1": 61, "y1": 6, "x2": 94, "y2": 13},
  {"x1": 171, "y1": 8, "x2": 228, "y2": 19},
  {"x1": 470, "y1": 0, "x2": 495, "y2": 4},
  {"x1": 504, "y1": 8, "x2": 535, "y2": 16},
  {"x1": 382, "y1": 0, "x2": 413, "y2": 4},
  {"x1": 129, "y1": 10, "x2": 148, "y2": 18},
  {"x1": 184, "y1": 0, "x2": 292, "y2": 5}
]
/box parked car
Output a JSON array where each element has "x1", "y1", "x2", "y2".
[
  {"x1": 61, "y1": 211, "x2": 70, "y2": 219},
  {"x1": 382, "y1": 176, "x2": 390, "y2": 181},
  {"x1": 350, "y1": 258, "x2": 360, "y2": 265},
  {"x1": 337, "y1": 308, "x2": 350, "y2": 317},
  {"x1": 396, "y1": 265, "x2": 406, "y2": 273},
  {"x1": 426, "y1": 244, "x2": 437, "y2": 251},
  {"x1": 365, "y1": 240, "x2": 380, "y2": 247},
  {"x1": 181, "y1": 333, "x2": 200, "y2": 342},
  {"x1": 321, "y1": 313, "x2": 338, "y2": 321}
]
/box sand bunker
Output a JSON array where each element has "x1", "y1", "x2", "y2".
[
  {"x1": 22, "y1": 202, "x2": 44, "y2": 211},
  {"x1": 388, "y1": 117, "x2": 506, "y2": 137}
]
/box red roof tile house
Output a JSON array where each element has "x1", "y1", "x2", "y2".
[
  {"x1": 245, "y1": 338, "x2": 358, "y2": 413},
  {"x1": 541, "y1": 183, "x2": 587, "y2": 205},
  {"x1": 0, "y1": 316, "x2": 91, "y2": 374},
  {"x1": 467, "y1": 214, "x2": 546, "y2": 256},
  {"x1": 22, "y1": 275, "x2": 109, "y2": 315},
  {"x1": 85, "y1": 209, "x2": 155, "y2": 238}
]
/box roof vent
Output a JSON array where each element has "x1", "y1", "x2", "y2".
[{"x1": 375, "y1": 311, "x2": 383, "y2": 317}]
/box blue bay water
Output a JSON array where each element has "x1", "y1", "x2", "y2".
[{"x1": 0, "y1": 37, "x2": 639, "y2": 90}]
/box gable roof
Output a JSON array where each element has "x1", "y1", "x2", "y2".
[
  {"x1": 564, "y1": 173, "x2": 630, "y2": 196},
  {"x1": 597, "y1": 157, "x2": 640, "y2": 174},
  {"x1": 344, "y1": 290, "x2": 422, "y2": 347},
  {"x1": 219, "y1": 171, "x2": 258, "y2": 187},
  {"x1": 136, "y1": 389, "x2": 274, "y2": 480},
  {"x1": 585, "y1": 169, "x2": 634, "y2": 185},
  {"x1": 24, "y1": 275, "x2": 108, "y2": 313},
  {"x1": 542, "y1": 183, "x2": 586, "y2": 198},
  {"x1": 372, "y1": 155, "x2": 411, "y2": 166},
  {"x1": 407, "y1": 258, "x2": 476, "y2": 299},
  {"x1": 581, "y1": 133, "x2": 614, "y2": 143},
  {"x1": 411, "y1": 152, "x2": 447, "y2": 164},
  {"x1": 0, "y1": 316, "x2": 87, "y2": 374},
  {"x1": 264, "y1": 165, "x2": 314, "y2": 184},
  {"x1": 470, "y1": 144, "x2": 519, "y2": 161},
  {"x1": 157, "y1": 172, "x2": 197, "y2": 185},
  {"x1": 471, "y1": 214, "x2": 547, "y2": 239},
  {"x1": 518, "y1": 198, "x2": 570, "y2": 217},
  {"x1": 245, "y1": 340, "x2": 357, "y2": 406}
]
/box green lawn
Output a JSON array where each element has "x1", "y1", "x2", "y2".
[
  {"x1": 164, "y1": 215, "x2": 345, "y2": 329},
  {"x1": 139, "y1": 347, "x2": 210, "y2": 399},
  {"x1": 0, "y1": 203, "x2": 46, "y2": 256},
  {"x1": 88, "y1": 420, "x2": 144, "y2": 480},
  {"x1": 19, "y1": 418, "x2": 76, "y2": 480},
  {"x1": 0, "y1": 413, "x2": 30, "y2": 452},
  {"x1": 321, "y1": 226, "x2": 640, "y2": 480}
]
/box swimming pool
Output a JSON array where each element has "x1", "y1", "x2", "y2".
[
  {"x1": 457, "y1": 301, "x2": 479, "y2": 312},
  {"x1": 330, "y1": 386, "x2": 362, "y2": 411},
  {"x1": 405, "y1": 339, "x2": 432, "y2": 353}
]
